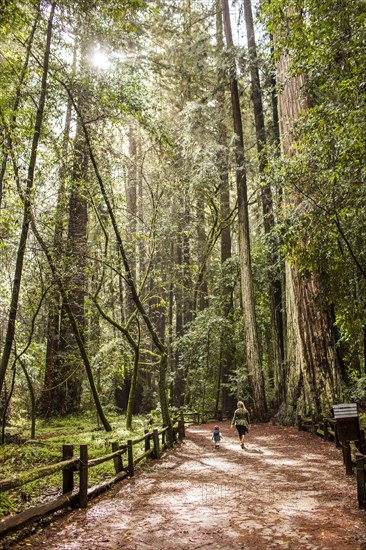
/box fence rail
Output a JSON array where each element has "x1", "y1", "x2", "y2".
[
  {"x1": 297, "y1": 412, "x2": 366, "y2": 509},
  {"x1": 0, "y1": 420, "x2": 184, "y2": 538},
  {"x1": 182, "y1": 409, "x2": 231, "y2": 425}
]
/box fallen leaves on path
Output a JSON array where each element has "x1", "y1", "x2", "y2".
[{"x1": 4, "y1": 422, "x2": 366, "y2": 550}]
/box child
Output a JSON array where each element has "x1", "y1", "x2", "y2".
[{"x1": 212, "y1": 425, "x2": 222, "y2": 449}]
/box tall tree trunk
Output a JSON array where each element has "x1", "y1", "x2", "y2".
[
  {"x1": 173, "y1": 216, "x2": 186, "y2": 407},
  {"x1": 222, "y1": 0, "x2": 267, "y2": 419},
  {"x1": 216, "y1": 0, "x2": 235, "y2": 414},
  {"x1": 125, "y1": 122, "x2": 137, "y2": 319},
  {"x1": 65, "y1": 96, "x2": 171, "y2": 426},
  {"x1": 56, "y1": 112, "x2": 88, "y2": 414},
  {"x1": 31, "y1": 219, "x2": 112, "y2": 432},
  {"x1": 52, "y1": 35, "x2": 90, "y2": 415},
  {"x1": 0, "y1": 2, "x2": 56, "y2": 400},
  {"x1": 137, "y1": 133, "x2": 145, "y2": 281},
  {"x1": 195, "y1": 197, "x2": 208, "y2": 312},
  {"x1": 242, "y1": 0, "x2": 285, "y2": 405},
  {"x1": 276, "y1": 53, "x2": 342, "y2": 423},
  {"x1": 183, "y1": 193, "x2": 192, "y2": 326},
  {"x1": 41, "y1": 47, "x2": 76, "y2": 417}
]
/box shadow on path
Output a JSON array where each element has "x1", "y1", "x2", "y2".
[{"x1": 5, "y1": 422, "x2": 366, "y2": 550}]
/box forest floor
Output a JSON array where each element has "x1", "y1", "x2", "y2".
[{"x1": 4, "y1": 421, "x2": 366, "y2": 550}]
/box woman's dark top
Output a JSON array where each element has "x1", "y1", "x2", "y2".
[{"x1": 232, "y1": 407, "x2": 250, "y2": 429}]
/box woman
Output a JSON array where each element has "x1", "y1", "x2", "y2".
[{"x1": 231, "y1": 401, "x2": 250, "y2": 449}]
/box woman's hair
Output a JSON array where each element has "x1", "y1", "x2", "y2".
[{"x1": 237, "y1": 401, "x2": 245, "y2": 408}]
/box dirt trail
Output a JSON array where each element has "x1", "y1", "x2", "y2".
[{"x1": 6, "y1": 422, "x2": 366, "y2": 549}]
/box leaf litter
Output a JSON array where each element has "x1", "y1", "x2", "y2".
[{"x1": 4, "y1": 422, "x2": 366, "y2": 549}]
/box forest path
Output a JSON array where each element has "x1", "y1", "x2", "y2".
[{"x1": 8, "y1": 422, "x2": 366, "y2": 550}]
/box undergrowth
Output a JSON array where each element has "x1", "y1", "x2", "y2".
[{"x1": 0, "y1": 410, "x2": 163, "y2": 518}]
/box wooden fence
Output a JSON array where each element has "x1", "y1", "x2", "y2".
[
  {"x1": 183, "y1": 409, "x2": 231, "y2": 425},
  {"x1": 0, "y1": 419, "x2": 185, "y2": 539},
  {"x1": 297, "y1": 413, "x2": 366, "y2": 509}
]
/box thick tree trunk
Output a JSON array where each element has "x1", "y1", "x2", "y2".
[
  {"x1": 183, "y1": 195, "x2": 192, "y2": 325},
  {"x1": 173, "y1": 194, "x2": 192, "y2": 407},
  {"x1": 194, "y1": 197, "x2": 208, "y2": 312},
  {"x1": 126, "y1": 324, "x2": 140, "y2": 430},
  {"x1": 276, "y1": 53, "x2": 343, "y2": 423},
  {"x1": 216, "y1": 0, "x2": 235, "y2": 414},
  {"x1": 125, "y1": 122, "x2": 137, "y2": 319},
  {"x1": 55, "y1": 111, "x2": 88, "y2": 414},
  {"x1": 173, "y1": 238, "x2": 185, "y2": 407},
  {"x1": 243, "y1": 0, "x2": 285, "y2": 405},
  {"x1": 31, "y1": 219, "x2": 112, "y2": 432},
  {"x1": 41, "y1": 55, "x2": 74, "y2": 417},
  {"x1": 222, "y1": 0, "x2": 267, "y2": 419},
  {"x1": 70, "y1": 103, "x2": 171, "y2": 427}
]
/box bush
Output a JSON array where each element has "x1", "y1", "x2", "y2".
[{"x1": 346, "y1": 377, "x2": 366, "y2": 406}]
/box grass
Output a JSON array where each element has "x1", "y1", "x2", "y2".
[{"x1": 0, "y1": 410, "x2": 162, "y2": 518}]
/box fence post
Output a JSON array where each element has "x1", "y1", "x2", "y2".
[
  {"x1": 144, "y1": 429, "x2": 151, "y2": 453},
  {"x1": 311, "y1": 414, "x2": 317, "y2": 434},
  {"x1": 179, "y1": 411, "x2": 185, "y2": 439},
  {"x1": 178, "y1": 419, "x2": 185, "y2": 440},
  {"x1": 323, "y1": 418, "x2": 329, "y2": 441},
  {"x1": 297, "y1": 415, "x2": 302, "y2": 431},
  {"x1": 127, "y1": 440, "x2": 134, "y2": 477},
  {"x1": 343, "y1": 441, "x2": 353, "y2": 476},
  {"x1": 152, "y1": 428, "x2": 160, "y2": 459},
  {"x1": 79, "y1": 444, "x2": 88, "y2": 508},
  {"x1": 112, "y1": 441, "x2": 123, "y2": 474},
  {"x1": 360, "y1": 430, "x2": 366, "y2": 455},
  {"x1": 167, "y1": 425, "x2": 174, "y2": 448},
  {"x1": 356, "y1": 452, "x2": 366, "y2": 509},
  {"x1": 335, "y1": 424, "x2": 341, "y2": 448},
  {"x1": 62, "y1": 444, "x2": 74, "y2": 494}
]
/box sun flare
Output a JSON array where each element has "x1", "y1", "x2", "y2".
[{"x1": 92, "y1": 46, "x2": 110, "y2": 70}]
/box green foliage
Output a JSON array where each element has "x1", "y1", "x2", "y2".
[
  {"x1": 174, "y1": 307, "x2": 228, "y2": 408},
  {"x1": 173, "y1": 257, "x2": 248, "y2": 410},
  {"x1": 0, "y1": 493, "x2": 16, "y2": 516},
  {"x1": 345, "y1": 377, "x2": 366, "y2": 407},
  {"x1": 262, "y1": 0, "x2": 366, "y2": 371},
  {"x1": 0, "y1": 411, "x2": 152, "y2": 519}
]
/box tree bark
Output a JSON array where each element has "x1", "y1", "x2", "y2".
[
  {"x1": 276, "y1": 51, "x2": 343, "y2": 423},
  {"x1": 56, "y1": 112, "x2": 88, "y2": 414},
  {"x1": 61, "y1": 90, "x2": 171, "y2": 427},
  {"x1": 216, "y1": 0, "x2": 235, "y2": 414},
  {"x1": 42, "y1": 46, "x2": 75, "y2": 417},
  {"x1": 242, "y1": 0, "x2": 285, "y2": 405},
  {"x1": 31, "y1": 220, "x2": 112, "y2": 432},
  {"x1": 125, "y1": 122, "x2": 137, "y2": 319},
  {"x1": 222, "y1": 0, "x2": 267, "y2": 419}
]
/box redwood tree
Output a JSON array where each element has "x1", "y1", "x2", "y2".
[{"x1": 222, "y1": 0, "x2": 267, "y2": 419}]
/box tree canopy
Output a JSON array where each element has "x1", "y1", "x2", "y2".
[{"x1": 0, "y1": 0, "x2": 365, "y2": 435}]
